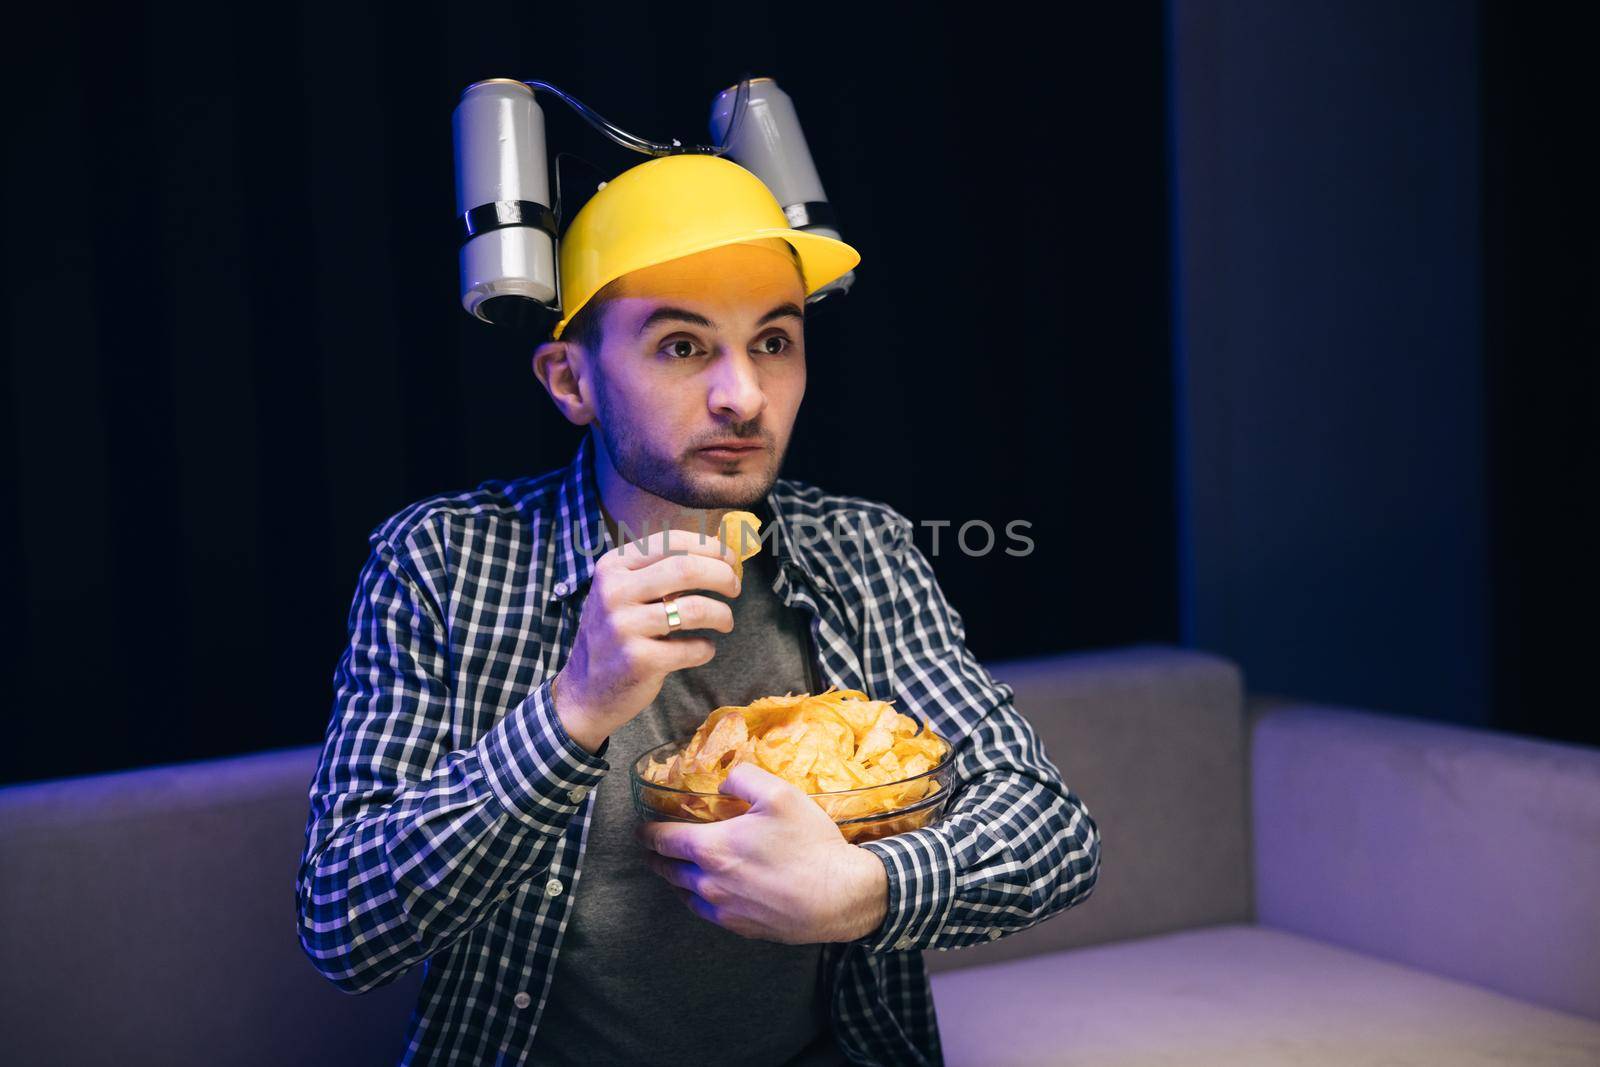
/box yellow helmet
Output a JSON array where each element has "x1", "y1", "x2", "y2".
[{"x1": 552, "y1": 153, "x2": 861, "y2": 340}]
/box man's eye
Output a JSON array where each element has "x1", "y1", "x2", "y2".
[
  {"x1": 757, "y1": 335, "x2": 791, "y2": 355},
  {"x1": 662, "y1": 339, "x2": 700, "y2": 359}
]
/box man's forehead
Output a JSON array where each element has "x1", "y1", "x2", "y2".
[{"x1": 608, "y1": 242, "x2": 807, "y2": 325}]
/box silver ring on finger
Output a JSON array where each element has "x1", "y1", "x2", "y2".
[{"x1": 662, "y1": 595, "x2": 683, "y2": 633}]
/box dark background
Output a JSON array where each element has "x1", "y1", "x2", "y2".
[{"x1": 1, "y1": 1, "x2": 1592, "y2": 786}]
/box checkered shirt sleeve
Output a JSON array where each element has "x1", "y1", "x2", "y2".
[{"x1": 295, "y1": 534, "x2": 608, "y2": 993}]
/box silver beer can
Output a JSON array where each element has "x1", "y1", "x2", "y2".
[{"x1": 453, "y1": 79, "x2": 559, "y2": 327}]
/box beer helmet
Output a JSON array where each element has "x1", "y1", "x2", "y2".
[{"x1": 452, "y1": 76, "x2": 860, "y2": 342}]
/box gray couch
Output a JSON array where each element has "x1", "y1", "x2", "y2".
[{"x1": 3, "y1": 646, "x2": 1597, "y2": 1066}]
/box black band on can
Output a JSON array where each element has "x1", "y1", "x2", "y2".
[
  {"x1": 460, "y1": 200, "x2": 558, "y2": 243},
  {"x1": 783, "y1": 201, "x2": 837, "y2": 231}
]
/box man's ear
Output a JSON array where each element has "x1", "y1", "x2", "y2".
[{"x1": 532, "y1": 338, "x2": 597, "y2": 426}]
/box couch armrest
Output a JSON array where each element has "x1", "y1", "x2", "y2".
[{"x1": 1251, "y1": 703, "x2": 1600, "y2": 1021}]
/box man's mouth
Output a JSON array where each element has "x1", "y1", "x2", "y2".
[{"x1": 697, "y1": 440, "x2": 763, "y2": 460}]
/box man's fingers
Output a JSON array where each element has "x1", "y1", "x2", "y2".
[
  {"x1": 628, "y1": 552, "x2": 740, "y2": 602},
  {"x1": 636, "y1": 818, "x2": 717, "y2": 864},
  {"x1": 646, "y1": 853, "x2": 714, "y2": 900},
  {"x1": 635, "y1": 633, "x2": 718, "y2": 673},
  {"x1": 718, "y1": 761, "x2": 798, "y2": 808},
  {"x1": 621, "y1": 595, "x2": 733, "y2": 638},
  {"x1": 610, "y1": 527, "x2": 738, "y2": 571}
]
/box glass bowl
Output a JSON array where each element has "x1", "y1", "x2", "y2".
[{"x1": 629, "y1": 738, "x2": 957, "y2": 844}]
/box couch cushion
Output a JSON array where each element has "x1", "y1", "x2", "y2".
[
  {"x1": 1252, "y1": 704, "x2": 1600, "y2": 1021},
  {"x1": 0, "y1": 745, "x2": 421, "y2": 1066},
  {"x1": 929, "y1": 922, "x2": 1600, "y2": 1066},
  {"x1": 929, "y1": 645, "x2": 1249, "y2": 972}
]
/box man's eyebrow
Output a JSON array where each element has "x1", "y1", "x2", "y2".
[
  {"x1": 636, "y1": 302, "x2": 805, "y2": 337},
  {"x1": 757, "y1": 302, "x2": 805, "y2": 327},
  {"x1": 637, "y1": 306, "x2": 714, "y2": 337}
]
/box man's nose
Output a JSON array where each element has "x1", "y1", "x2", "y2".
[{"x1": 706, "y1": 348, "x2": 766, "y2": 422}]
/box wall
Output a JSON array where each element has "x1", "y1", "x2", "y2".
[{"x1": 1171, "y1": 0, "x2": 1490, "y2": 724}]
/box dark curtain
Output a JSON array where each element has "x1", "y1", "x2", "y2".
[
  {"x1": 2, "y1": 4, "x2": 1177, "y2": 784},
  {"x1": 1481, "y1": 2, "x2": 1600, "y2": 746}
]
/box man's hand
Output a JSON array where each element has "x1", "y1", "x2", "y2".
[
  {"x1": 552, "y1": 528, "x2": 742, "y2": 753},
  {"x1": 635, "y1": 763, "x2": 889, "y2": 945}
]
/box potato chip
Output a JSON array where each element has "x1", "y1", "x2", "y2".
[{"x1": 716, "y1": 509, "x2": 763, "y2": 583}]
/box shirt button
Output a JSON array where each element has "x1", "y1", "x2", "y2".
[
  {"x1": 513, "y1": 992, "x2": 532, "y2": 1009},
  {"x1": 495, "y1": 888, "x2": 511, "y2": 903},
  {"x1": 545, "y1": 877, "x2": 564, "y2": 898},
  {"x1": 554, "y1": 581, "x2": 570, "y2": 597},
  {"x1": 893, "y1": 936, "x2": 914, "y2": 951},
  {"x1": 987, "y1": 927, "x2": 1003, "y2": 940},
  {"x1": 568, "y1": 786, "x2": 589, "y2": 803}
]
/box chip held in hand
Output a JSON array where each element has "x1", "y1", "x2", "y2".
[{"x1": 717, "y1": 509, "x2": 762, "y2": 583}]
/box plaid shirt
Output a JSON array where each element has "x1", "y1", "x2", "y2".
[{"x1": 297, "y1": 431, "x2": 1100, "y2": 1066}]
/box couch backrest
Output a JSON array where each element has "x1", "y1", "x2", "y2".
[
  {"x1": 926, "y1": 644, "x2": 1250, "y2": 973},
  {"x1": 1251, "y1": 701, "x2": 1600, "y2": 1022},
  {"x1": 0, "y1": 746, "x2": 420, "y2": 1066},
  {"x1": 0, "y1": 644, "x2": 1250, "y2": 1056}
]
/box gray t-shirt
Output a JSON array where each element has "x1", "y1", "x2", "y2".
[{"x1": 527, "y1": 548, "x2": 848, "y2": 1066}]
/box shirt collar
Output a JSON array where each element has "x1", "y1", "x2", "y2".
[{"x1": 545, "y1": 431, "x2": 827, "y2": 603}]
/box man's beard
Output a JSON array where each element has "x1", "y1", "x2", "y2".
[{"x1": 592, "y1": 380, "x2": 781, "y2": 510}]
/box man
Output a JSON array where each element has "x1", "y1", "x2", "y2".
[{"x1": 297, "y1": 153, "x2": 1100, "y2": 1066}]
